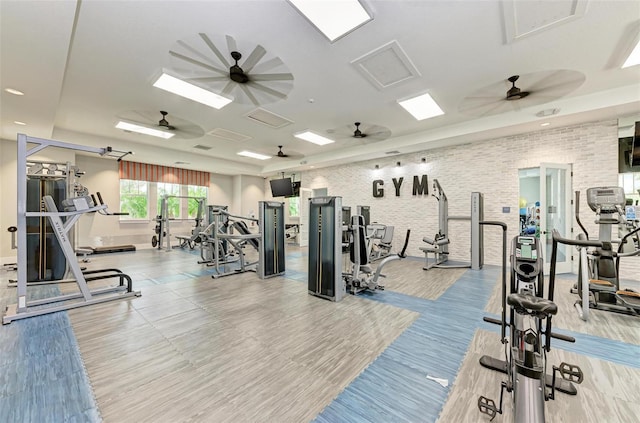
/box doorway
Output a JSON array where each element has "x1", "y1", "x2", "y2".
[{"x1": 518, "y1": 163, "x2": 572, "y2": 273}]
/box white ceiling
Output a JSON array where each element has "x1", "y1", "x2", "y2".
[{"x1": 1, "y1": 0, "x2": 639, "y2": 177}]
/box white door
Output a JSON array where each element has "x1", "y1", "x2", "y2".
[
  {"x1": 539, "y1": 163, "x2": 572, "y2": 273},
  {"x1": 299, "y1": 188, "x2": 312, "y2": 247}
]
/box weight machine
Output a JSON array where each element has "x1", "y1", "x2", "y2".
[
  {"x1": 3, "y1": 134, "x2": 140, "y2": 325},
  {"x1": 152, "y1": 195, "x2": 206, "y2": 250},
  {"x1": 478, "y1": 233, "x2": 584, "y2": 422},
  {"x1": 420, "y1": 179, "x2": 484, "y2": 270},
  {"x1": 197, "y1": 201, "x2": 285, "y2": 279},
  {"x1": 308, "y1": 197, "x2": 345, "y2": 301},
  {"x1": 343, "y1": 214, "x2": 410, "y2": 295}
]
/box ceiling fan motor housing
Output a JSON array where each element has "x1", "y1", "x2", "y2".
[{"x1": 230, "y1": 65, "x2": 249, "y2": 83}]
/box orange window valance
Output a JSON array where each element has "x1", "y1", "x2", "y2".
[{"x1": 119, "y1": 161, "x2": 210, "y2": 187}]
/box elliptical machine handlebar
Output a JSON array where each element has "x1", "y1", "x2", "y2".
[{"x1": 551, "y1": 230, "x2": 604, "y2": 249}]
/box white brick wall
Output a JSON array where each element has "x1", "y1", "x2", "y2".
[{"x1": 300, "y1": 118, "x2": 640, "y2": 279}]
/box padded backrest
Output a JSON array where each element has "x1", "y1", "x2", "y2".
[
  {"x1": 349, "y1": 215, "x2": 369, "y2": 266},
  {"x1": 233, "y1": 221, "x2": 260, "y2": 250},
  {"x1": 380, "y1": 226, "x2": 394, "y2": 245}
]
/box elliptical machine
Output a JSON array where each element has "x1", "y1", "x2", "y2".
[
  {"x1": 571, "y1": 187, "x2": 640, "y2": 320},
  {"x1": 478, "y1": 235, "x2": 584, "y2": 422}
]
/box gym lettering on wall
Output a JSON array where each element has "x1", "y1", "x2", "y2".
[{"x1": 372, "y1": 175, "x2": 428, "y2": 198}]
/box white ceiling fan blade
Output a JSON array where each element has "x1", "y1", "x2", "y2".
[
  {"x1": 186, "y1": 76, "x2": 230, "y2": 82},
  {"x1": 251, "y1": 73, "x2": 294, "y2": 82},
  {"x1": 459, "y1": 98, "x2": 507, "y2": 114},
  {"x1": 252, "y1": 56, "x2": 284, "y2": 73},
  {"x1": 247, "y1": 81, "x2": 287, "y2": 99},
  {"x1": 169, "y1": 50, "x2": 226, "y2": 75},
  {"x1": 239, "y1": 84, "x2": 260, "y2": 106},
  {"x1": 199, "y1": 33, "x2": 230, "y2": 68},
  {"x1": 176, "y1": 40, "x2": 217, "y2": 67},
  {"x1": 221, "y1": 80, "x2": 236, "y2": 96},
  {"x1": 241, "y1": 45, "x2": 266, "y2": 73},
  {"x1": 225, "y1": 35, "x2": 237, "y2": 55}
]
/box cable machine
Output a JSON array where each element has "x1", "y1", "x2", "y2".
[
  {"x1": 3, "y1": 134, "x2": 140, "y2": 325},
  {"x1": 420, "y1": 179, "x2": 484, "y2": 270},
  {"x1": 197, "y1": 202, "x2": 285, "y2": 279},
  {"x1": 308, "y1": 196, "x2": 345, "y2": 301}
]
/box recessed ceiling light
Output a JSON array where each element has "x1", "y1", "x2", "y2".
[
  {"x1": 153, "y1": 73, "x2": 232, "y2": 109},
  {"x1": 541, "y1": 122, "x2": 550, "y2": 127},
  {"x1": 294, "y1": 130, "x2": 335, "y2": 145},
  {"x1": 288, "y1": 0, "x2": 371, "y2": 42},
  {"x1": 14, "y1": 121, "x2": 26, "y2": 125},
  {"x1": 116, "y1": 121, "x2": 175, "y2": 139},
  {"x1": 237, "y1": 150, "x2": 271, "y2": 160},
  {"x1": 622, "y1": 39, "x2": 640, "y2": 68},
  {"x1": 397, "y1": 93, "x2": 444, "y2": 121},
  {"x1": 4, "y1": 88, "x2": 24, "y2": 96}
]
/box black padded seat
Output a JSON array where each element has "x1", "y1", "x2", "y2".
[{"x1": 507, "y1": 293, "x2": 557, "y2": 316}]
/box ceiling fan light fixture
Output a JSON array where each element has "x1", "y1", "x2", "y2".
[
  {"x1": 397, "y1": 93, "x2": 444, "y2": 121},
  {"x1": 237, "y1": 150, "x2": 272, "y2": 160},
  {"x1": 116, "y1": 121, "x2": 175, "y2": 139},
  {"x1": 294, "y1": 130, "x2": 335, "y2": 145},
  {"x1": 288, "y1": 0, "x2": 372, "y2": 42},
  {"x1": 153, "y1": 73, "x2": 232, "y2": 109}
]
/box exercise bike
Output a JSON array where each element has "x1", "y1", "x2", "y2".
[{"x1": 478, "y1": 235, "x2": 584, "y2": 422}]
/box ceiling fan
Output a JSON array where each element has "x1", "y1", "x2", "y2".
[
  {"x1": 117, "y1": 110, "x2": 204, "y2": 139},
  {"x1": 158, "y1": 111, "x2": 176, "y2": 130},
  {"x1": 458, "y1": 69, "x2": 586, "y2": 117},
  {"x1": 275, "y1": 145, "x2": 303, "y2": 159},
  {"x1": 328, "y1": 121, "x2": 392, "y2": 144},
  {"x1": 167, "y1": 33, "x2": 294, "y2": 106},
  {"x1": 505, "y1": 75, "x2": 530, "y2": 101}
]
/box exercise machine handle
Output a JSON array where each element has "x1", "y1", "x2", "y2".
[
  {"x1": 95, "y1": 191, "x2": 129, "y2": 216},
  {"x1": 574, "y1": 191, "x2": 589, "y2": 240},
  {"x1": 552, "y1": 230, "x2": 603, "y2": 248},
  {"x1": 480, "y1": 221, "x2": 508, "y2": 342},
  {"x1": 398, "y1": 229, "x2": 411, "y2": 258}
]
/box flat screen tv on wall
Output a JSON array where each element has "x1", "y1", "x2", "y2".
[
  {"x1": 285, "y1": 181, "x2": 301, "y2": 198},
  {"x1": 631, "y1": 121, "x2": 640, "y2": 167},
  {"x1": 270, "y1": 178, "x2": 294, "y2": 197}
]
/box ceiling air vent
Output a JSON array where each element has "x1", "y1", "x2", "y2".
[
  {"x1": 245, "y1": 108, "x2": 293, "y2": 128},
  {"x1": 207, "y1": 128, "x2": 252, "y2": 142},
  {"x1": 193, "y1": 144, "x2": 212, "y2": 151},
  {"x1": 174, "y1": 161, "x2": 190, "y2": 165},
  {"x1": 385, "y1": 150, "x2": 401, "y2": 155}
]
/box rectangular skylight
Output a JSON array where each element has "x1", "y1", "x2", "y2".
[
  {"x1": 397, "y1": 93, "x2": 445, "y2": 121},
  {"x1": 622, "y1": 39, "x2": 640, "y2": 68},
  {"x1": 288, "y1": 0, "x2": 372, "y2": 42},
  {"x1": 294, "y1": 130, "x2": 335, "y2": 145},
  {"x1": 153, "y1": 73, "x2": 232, "y2": 109},
  {"x1": 237, "y1": 150, "x2": 272, "y2": 160},
  {"x1": 116, "y1": 121, "x2": 174, "y2": 139}
]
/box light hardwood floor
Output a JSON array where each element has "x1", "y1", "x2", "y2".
[{"x1": 1, "y1": 244, "x2": 638, "y2": 422}]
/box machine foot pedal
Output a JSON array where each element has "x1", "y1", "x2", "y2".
[
  {"x1": 558, "y1": 362, "x2": 583, "y2": 384},
  {"x1": 478, "y1": 396, "x2": 498, "y2": 421}
]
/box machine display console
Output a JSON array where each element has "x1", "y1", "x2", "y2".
[
  {"x1": 586, "y1": 187, "x2": 625, "y2": 213},
  {"x1": 515, "y1": 236, "x2": 537, "y2": 261}
]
